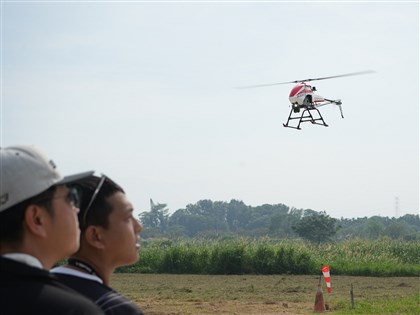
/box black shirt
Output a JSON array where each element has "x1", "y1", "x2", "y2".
[
  {"x1": 0, "y1": 257, "x2": 104, "y2": 315},
  {"x1": 53, "y1": 271, "x2": 144, "y2": 315}
]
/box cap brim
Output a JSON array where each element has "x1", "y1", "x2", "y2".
[{"x1": 55, "y1": 171, "x2": 95, "y2": 186}]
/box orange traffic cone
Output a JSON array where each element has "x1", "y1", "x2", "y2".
[{"x1": 314, "y1": 283, "x2": 325, "y2": 312}]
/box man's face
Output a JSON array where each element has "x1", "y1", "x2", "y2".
[
  {"x1": 101, "y1": 192, "x2": 142, "y2": 267},
  {"x1": 45, "y1": 185, "x2": 81, "y2": 264}
]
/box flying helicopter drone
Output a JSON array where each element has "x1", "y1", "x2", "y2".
[{"x1": 239, "y1": 70, "x2": 375, "y2": 130}]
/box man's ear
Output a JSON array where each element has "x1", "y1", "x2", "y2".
[
  {"x1": 84, "y1": 226, "x2": 106, "y2": 249},
  {"x1": 24, "y1": 205, "x2": 49, "y2": 238}
]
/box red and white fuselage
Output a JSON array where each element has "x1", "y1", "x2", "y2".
[
  {"x1": 287, "y1": 83, "x2": 343, "y2": 119},
  {"x1": 288, "y1": 83, "x2": 325, "y2": 106}
]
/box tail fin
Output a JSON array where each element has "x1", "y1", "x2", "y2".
[
  {"x1": 337, "y1": 101, "x2": 344, "y2": 118},
  {"x1": 325, "y1": 98, "x2": 344, "y2": 118}
]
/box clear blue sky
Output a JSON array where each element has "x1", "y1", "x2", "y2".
[{"x1": 1, "y1": 0, "x2": 418, "y2": 219}]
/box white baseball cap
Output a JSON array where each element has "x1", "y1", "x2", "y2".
[{"x1": 0, "y1": 145, "x2": 94, "y2": 212}]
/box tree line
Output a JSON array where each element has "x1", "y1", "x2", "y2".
[{"x1": 139, "y1": 199, "x2": 420, "y2": 242}]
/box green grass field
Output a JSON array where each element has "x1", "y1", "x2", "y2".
[
  {"x1": 119, "y1": 238, "x2": 420, "y2": 277},
  {"x1": 111, "y1": 274, "x2": 420, "y2": 314}
]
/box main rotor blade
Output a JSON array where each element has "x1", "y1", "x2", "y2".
[
  {"x1": 235, "y1": 70, "x2": 375, "y2": 89},
  {"x1": 235, "y1": 82, "x2": 292, "y2": 89},
  {"x1": 297, "y1": 70, "x2": 376, "y2": 83}
]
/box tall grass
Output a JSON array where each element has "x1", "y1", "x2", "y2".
[
  {"x1": 311, "y1": 237, "x2": 420, "y2": 276},
  {"x1": 117, "y1": 237, "x2": 420, "y2": 276}
]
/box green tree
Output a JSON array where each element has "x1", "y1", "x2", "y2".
[
  {"x1": 226, "y1": 200, "x2": 249, "y2": 232},
  {"x1": 385, "y1": 221, "x2": 407, "y2": 239},
  {"x1": 139, "y1": 199, "x2": 169, "y2": 233},
  {"x1": 365, "y1": 216, "x2": 385, "y2": 239},
  {"x1": 269, "y1": 205, "x2": 296, "y2": 237},
  {"x1": 292, "y1": 211, "x2": 339, "y2": 244}
]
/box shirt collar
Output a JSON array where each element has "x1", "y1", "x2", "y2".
[
  {"x1": 51, "y1": 265, "x2": 103, "y2": 284},
  {"x1": 1, "y1": 253, "x2": 44, "y2": 269}
]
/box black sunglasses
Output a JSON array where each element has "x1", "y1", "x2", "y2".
[
  {"x1": 33, "y1": 186, "x2": 81, "y2": 209},
  {"x1": 66, "y1": 187, "x2": 81, "y2": 209}
]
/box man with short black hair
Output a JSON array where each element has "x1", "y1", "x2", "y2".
[
  {"x1": 52, "y1": 174, "x2": 144, "y2": 315},
  {"x1": 0, "y1": 145, "x2": 103, "y2": 315}
]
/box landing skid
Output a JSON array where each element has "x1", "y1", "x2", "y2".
[{"x1": 283, "y1": 107, "x2": 329, "y2": 130}]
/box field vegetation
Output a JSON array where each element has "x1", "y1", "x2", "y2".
[
  {"x1": 118, "y1": 237, "x2": 420, "y2": 277},
  {"x1": 124, "y1": 204, "x2": 419, "y2": 313}
]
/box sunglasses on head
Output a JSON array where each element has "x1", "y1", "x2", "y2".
[
  {"x1": 82, "y1": 174, "x2": 124, "y2": 227},
  {"x1": 82, "y1": 174, "x2": 107, "y2": 227}
]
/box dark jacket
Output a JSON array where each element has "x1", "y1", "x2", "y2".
[
  {"x1": 54, "y1": 273, "x2": 144, "y2": 315},
  {"x1": 0, "y1": 257, "x2": 104, "y2": 315}
]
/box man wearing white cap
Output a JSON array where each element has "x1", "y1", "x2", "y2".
[{"x1": 0, "y1": 145, "x2": 104, "y2": 314}]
